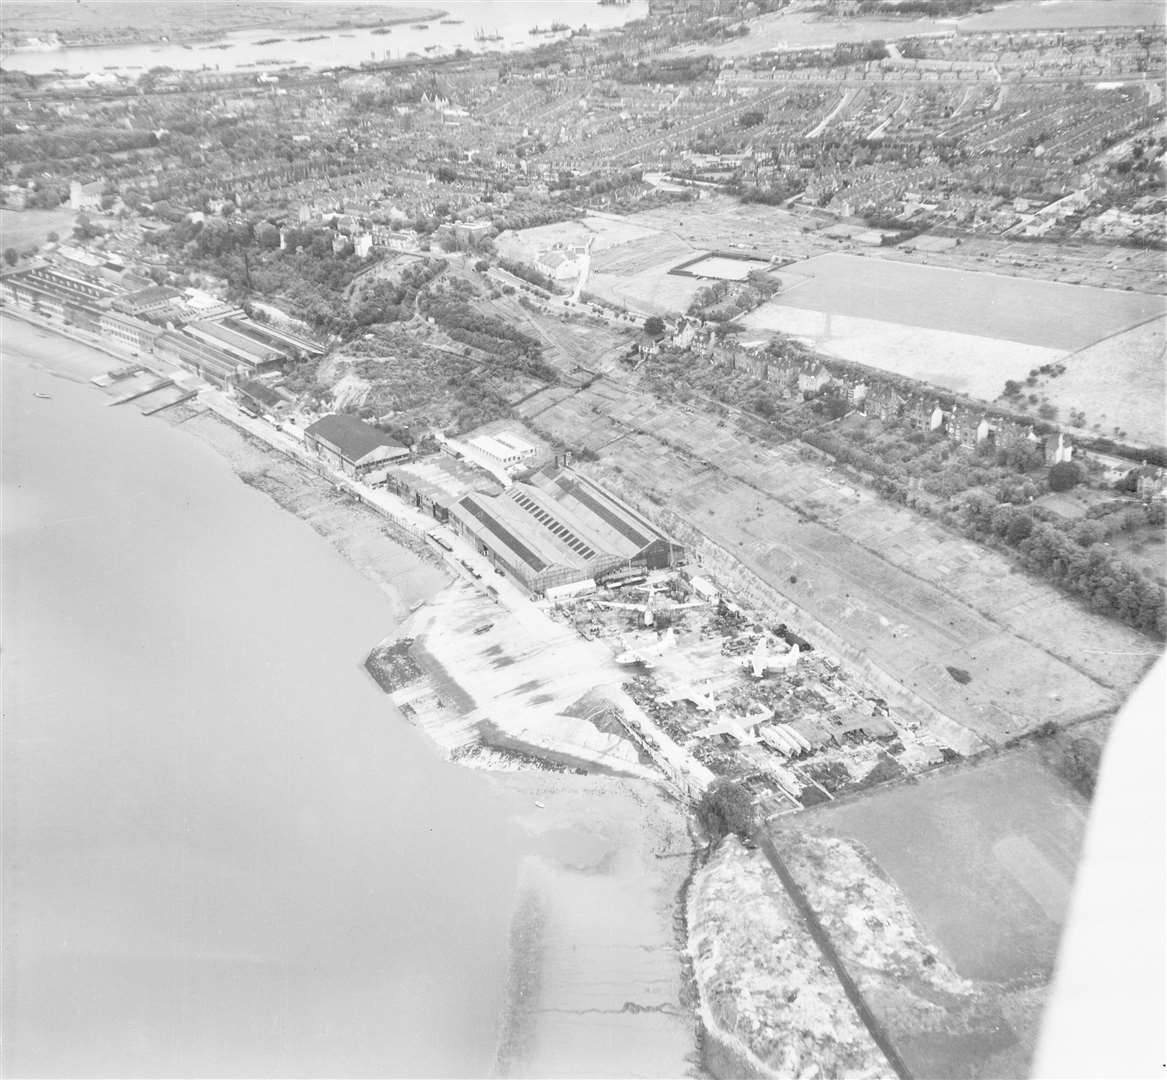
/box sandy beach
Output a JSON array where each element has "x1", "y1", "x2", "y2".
[{"x1": 2, "y1": 311, "x2": 702, "y2": 1077}]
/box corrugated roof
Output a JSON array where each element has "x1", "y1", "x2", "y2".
[{"x1": 305, "y1": 414, "x2": 407, "y2": 462}]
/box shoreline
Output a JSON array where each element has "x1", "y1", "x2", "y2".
[
  {"x1": 2, "y1": 310, "x2": 706, "y2": 1078},
  {"x1": 2, "y1": 7, "x2": 448, "y2": 53}
]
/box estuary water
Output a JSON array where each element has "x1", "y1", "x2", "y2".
[
  {"x1": 1, "y1": 0, "x2": 648, "y2": 77},
  {"x1": 1, "y1": 319, "x2": 525, "y2": 1077}
]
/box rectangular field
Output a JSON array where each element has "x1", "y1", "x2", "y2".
[
  {"x1": 677, "y1": 254, "x2": 770, "y2": 281},
  {"x1": 767, "y1": 252, "x2": 1164, "y2": 351},
  {"x1": 775, "y1": 748, "x2": 1087, "y2": 983},
  {"x1": 741, "y1": 305, "x2": 1062, "y2": 399}
]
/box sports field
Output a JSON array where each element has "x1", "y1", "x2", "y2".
[
  {"x1": 743, "y1": 306, "x2": 1062, "y2": 399},
  {"x1": 758, "y1": 252, "x2": 1163, "y2": 351},
  {"x1": 742, "y1": 252, "x2": 1166, "y2": 402},
  {"x1": 679, "y1": 254, "x2": 770, "y2": 281}
]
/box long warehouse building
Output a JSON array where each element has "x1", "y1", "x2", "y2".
[{"x1": 447, "y1": 463, "x2": 684, "y2": 594}]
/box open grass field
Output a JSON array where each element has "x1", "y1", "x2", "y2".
[
  {"x1": 742, "y1": 251, "x2": 1166, "y2": 407},
  {"x1": 586, "y1": 265, "x2": 705, "y2": 316},
  {"x1": 779, "y1": 748, "x2": 1087, "y2": 982},
  {"x1": 0, "y1": 207, "x2": 77, "y2": 252},
  {"x1": 1023, "y1": 316, "x2": 1166, "y2": 446},
  {"x1": 769, "y1": 746, "x2": 1089, "y2": 1078},
  {"x1": 741, "y1": 305, "x2": 1062, "y2": 399},
  {"x1": 759, "y1": 252, "x2": 1164, "y2": 350},
  {"x1": 630, "y1": 197, "x2": 822, "y2": 263},
  {"x1": 909, "y1": 237, "x2": 1167, "y2": 294},
  {"x1": 517, "y1": 374, "x2": 1160, "y2": 748},
  {"x1": 495, "y1": 215, "x2": 660, "y2": 264}
]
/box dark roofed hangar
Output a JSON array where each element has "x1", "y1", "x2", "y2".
[{"x1": 304, "y1": 414, "x2": 410, "y2": 478}]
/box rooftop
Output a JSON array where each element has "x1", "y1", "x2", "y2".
[{"x1": 305, "y1": 413, "x2": 408, "y2": 463}]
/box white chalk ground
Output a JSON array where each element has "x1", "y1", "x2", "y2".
[
  {"x1": 404, "y1": 581, "x2": 714, "y2": 791},
  {"x1": 741, "y1": 304, "x2": 1063, "y2": 399}
]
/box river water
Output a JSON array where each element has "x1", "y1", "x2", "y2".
[
  {"x1": 1, "y1": 1, "x2": 648, "y2": 77},
  {"x1": 0, "y1": 319, "x2": 526, "y2": 1077}
]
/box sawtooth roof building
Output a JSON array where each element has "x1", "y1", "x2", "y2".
[{"x1": 447, "y1": 463, "x2": 684, "y2": 594}]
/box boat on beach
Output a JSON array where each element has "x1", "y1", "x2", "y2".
[{"x1": 33, "y1": 392, "x2": 52, "y2": 400}]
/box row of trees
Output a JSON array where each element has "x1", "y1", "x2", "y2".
[
  {"x1": 636, "y1": 343, "x2": 1165, "y2": 641},
  {"x1": 420, "y1": 296, "x2": 554, "y2": 380},
  {"x1": 686, "y1": 270, "x2": 780, "y2": 322},
  {"x1": 149, "y1": 217, "x2": 372, "y2": 331},
  {"x1": 497, "y1": 257, "x2": 558, "y2": 294},
  {"x1": 960, "y1": 494, "x2": 1166, "y2": 637}
]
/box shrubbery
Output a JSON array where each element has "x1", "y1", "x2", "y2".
[{"x1": 695, "y1": 779, "x2": 757, "y2": 843}]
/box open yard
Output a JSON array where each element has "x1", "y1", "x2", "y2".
[{"x1": 768, "y1": 746, "x2": 1090, "y2": 1078}]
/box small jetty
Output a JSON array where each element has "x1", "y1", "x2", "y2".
[{"x1": 91, "y1": 366, "x2": 199, "y2": 415}]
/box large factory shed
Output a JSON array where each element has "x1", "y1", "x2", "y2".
[
  {"x1": 447, "y1": 464, "x2": 684, "y2": 594},
  {"x1": 381, "y1": 455, "x2": 502, "y2": 523}
]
